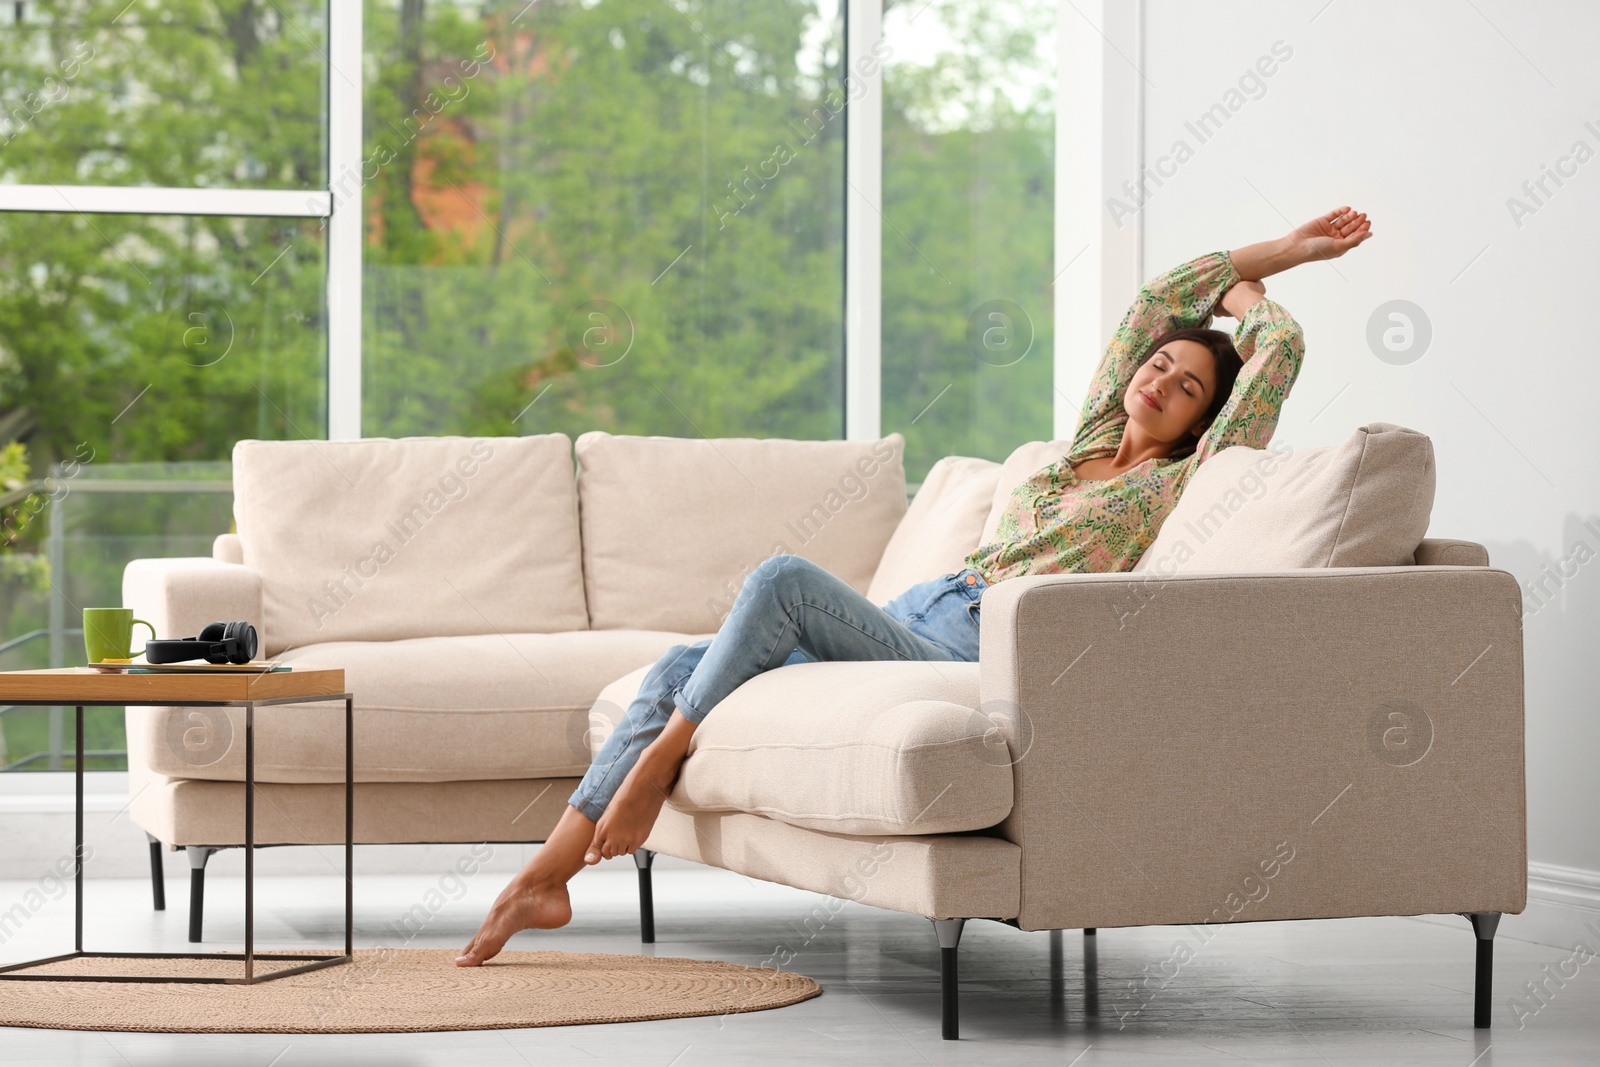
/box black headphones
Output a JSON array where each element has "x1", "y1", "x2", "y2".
[{"x1": 145, "y1": 621, "x2": 259, "y2": 665}]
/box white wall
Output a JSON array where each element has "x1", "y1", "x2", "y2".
[{"x1": 1134, "y1": 0, "x2": 1600, "y2": 902}]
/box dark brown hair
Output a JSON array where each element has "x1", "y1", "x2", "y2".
[{"x1": 1137, "y1": 326, "x2": 1243, "y2": 459}]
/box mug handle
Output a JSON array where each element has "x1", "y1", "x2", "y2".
[{"x1": 132, "y1": 619, "x2": 157, "y2": 652}]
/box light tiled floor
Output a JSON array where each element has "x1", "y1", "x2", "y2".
[{"x1": 2, "y1": 853, "x2": 1597, "y2": 1065}]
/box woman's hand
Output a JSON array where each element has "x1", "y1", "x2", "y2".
[
  {"x1": 1216, "y1": 279, "x2": 1267, "y2": 319},
  {"x1": 1230, "y1": 205, "x2": 1372, "y2": 281},
  {"x1": 1289, "y1": 205, "x2": 1373, "y2": 263}
]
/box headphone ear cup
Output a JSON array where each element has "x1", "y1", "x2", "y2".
[
  {"x1": 205, "y1": 621, "x2": 230, "y2": 664},
  {"x1": 223, "y1": 621, "x2": 257, "y2": 664},
  {"x1": 198, "y1": 620, "x2": 230, "y2": 663}
]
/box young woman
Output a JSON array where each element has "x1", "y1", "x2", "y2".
[{"x1": 455, "y1": 205, "x2": 1373, "y2": 967}]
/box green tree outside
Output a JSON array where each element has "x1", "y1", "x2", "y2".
[{"x1": 0, "y1": 0, "x2": 1054, "y2": 768}]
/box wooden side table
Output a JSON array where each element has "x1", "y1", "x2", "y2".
[{"x1": 0, "y1": 667, "x2": 352, "y2": 984}]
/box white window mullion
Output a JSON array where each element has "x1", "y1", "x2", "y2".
[
  {"x1": 844, "y1": 0, "x2": 883, "y2": 442},
  {"x1": 1054, "y1": 0, "x2": 1142, "y2": 440},
  {"x1": 0, "y1": 185, "x2": 328, "y2": 217},
  {"x1": 326, "y1": 0, "x2": 364, "y2": 442}
]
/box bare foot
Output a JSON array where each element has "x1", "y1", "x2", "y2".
[
  {"x1": 587, "y1": 747, "x2": 681, "y2": 863},
  {"x1": 455, "y1": 877, "x2": 572, "y2": 967}
]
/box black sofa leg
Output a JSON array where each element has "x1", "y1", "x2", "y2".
[
  {"x1": 1083, "y1": 926, "x2": 1100, "y2": 1020},
  {"x1": 635, "y1": 848, "x2": 656, "y2": 944},
  {"x1": 1465, "y1": 912, "x2": 1501, "y2": 1028},
  {"x1": 931, "y1": 917, "x2": 967, "y2": 1040},
  {"x1": 145, "y1": 832, "x2": 165, "y2": 911},
  {"x1": 187, "y1": 846, "x2": 218, "y2": 943},
  {"x1": 1048, "y1": 928, "x2": 1066, "y2": 1025}
]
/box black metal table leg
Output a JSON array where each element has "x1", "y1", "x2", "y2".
[
  {"x1": 75, "y1": 705, "x2": 83, "y2": 954},
  {"x1": 245, "y1": 700, "x2": 254, "y2": 983},
  {"x1": 346, "y1": 695, "x2": 354, "y2": 959},
  {"x1": 0, "y1": 689, "x2": 355, "y2": 985}
]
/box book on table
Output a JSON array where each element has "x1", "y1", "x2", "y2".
[{"x1": 78, "y1": 661, "x2": 292, "y2": 674}]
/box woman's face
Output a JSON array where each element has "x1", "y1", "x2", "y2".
[{"x1": 1123, "y1": 339, "x2": 1218, "y2": 445}]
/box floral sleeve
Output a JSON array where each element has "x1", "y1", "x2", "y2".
[
  {"x1": 1069, "y1": 250, "x2": 1241, "y2": 456},
  {"x1": 1191, "y1": 297, "x2": 1304, "y2": 461}
]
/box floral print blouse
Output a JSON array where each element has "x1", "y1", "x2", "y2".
[{"x1": 963, "y1": 250, "x2": 1305, "y2": 583}]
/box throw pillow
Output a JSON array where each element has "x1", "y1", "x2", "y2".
[{"x1": 1131, "y1": 421, "x2": 1436, "y2": 575}]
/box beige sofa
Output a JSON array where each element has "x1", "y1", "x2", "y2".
[{"x1": 121, "y1": 423, "x2": 1525, "y2": 1039}]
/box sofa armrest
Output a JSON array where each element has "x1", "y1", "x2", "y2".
[
  {"x1": 1412, "y1": 537, "x2": 1490, "y2": 567},
  {"x1": 213, "y1": 532, "x2": 244, "y2": 564},
  {"x1": 977, "y1": 566, "x2": 1526, "y2": 931},
  {"x1": 122, "y1": 557, "x2": 266, "y2": 651}
]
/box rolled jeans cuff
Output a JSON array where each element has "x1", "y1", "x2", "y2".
[
  {"x1": 669, "y1": 683, "x2": 709, "y2": 725},
  {"x1": 566, "y1": 790, "x2": 606, "y2": 823}
]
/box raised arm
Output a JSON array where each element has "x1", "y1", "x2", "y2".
[
  {"x1": 1073, "y1": 206, "x2": 1372, "y2": 456},
  {"x1": 1228, "y1": 205, "x2": 1372, "y2": 281},
  {"x1": 1191, "y1": 296, "x2": 1305, "y2": 461},
  {"x1": 1188, "y1": 205, "x2": 1373, "y2": 458},
  {"x1": 1070, "y1": 252, "x2": 1239, "y2": 452}
]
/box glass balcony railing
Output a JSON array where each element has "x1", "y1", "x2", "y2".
[
  {"x1": 0, "y1": 463, "x2": 233, "y2": 772},
  {"x1": 0, "y1": 461, "x2": 923, "y2": 773}
]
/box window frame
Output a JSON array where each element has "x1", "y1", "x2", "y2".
[
  {"x1": 0, "y1": 0, "x2": 1117, "y2": 444},
  {"x1": 0, "y1": 0, "x2": 1146, "y2": 788}
]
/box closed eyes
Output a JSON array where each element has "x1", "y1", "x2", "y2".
[{"x1": 1153, "y1": 356, "x2": 1198, "y2": 396}]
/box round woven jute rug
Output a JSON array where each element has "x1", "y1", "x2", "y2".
[{"x1": 0, "y1": 949, "x2": 822, "y2": 1033}]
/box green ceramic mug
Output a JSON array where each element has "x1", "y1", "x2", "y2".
[{"x1": 83, "y1": 607, "x2": 157, "y2": 664}]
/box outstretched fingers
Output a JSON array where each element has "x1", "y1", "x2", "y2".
[{"x1": 1336, "y1": 214, "x2": 1373, "y2": 250}]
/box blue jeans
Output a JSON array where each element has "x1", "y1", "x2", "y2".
[{"x1": 567, "y1": 554, "x2": 989, "y2": 822}]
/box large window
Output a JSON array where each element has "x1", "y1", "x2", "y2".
[
  {"x1": 362, "y1": 0, "x2": 847, "y2": 440},
  {"x1": 0, "y1": 0, "x2": 326, "y2": 188},
  {"x1": 0, "y1": 0, "x2": 329, "y2": 771},
  {"x1": 881, "y1": 0, "x2": 1055, "y2": 482},
  {"x1": 0, "y1": 0, "x2": 1068, "y2": 772}
]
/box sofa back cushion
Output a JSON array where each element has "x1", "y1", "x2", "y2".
[
  {"x1": 866, "y1": 456, "x2": 1002, "y2": 604},
  {"x1": 1131, "y1": 421, "x2": 1436, "y2": 574},
  {"x1": 233, "y1": 435, "x2": 587, "y2": 656},
  {"x1": 576, "y1": 432, "x2": 907, "y2": 632}
]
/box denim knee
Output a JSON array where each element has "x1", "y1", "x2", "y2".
[{"x1": 749, "y1": 553, "x2": 820, "y2": 594}]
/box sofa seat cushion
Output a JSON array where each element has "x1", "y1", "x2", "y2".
[
  {"x1": 1131, "y1": 421, "x2": 1436, "y2": 574},
  {"x1": 591, "y1": 660, "x2": 1012, "y2": 835},
  {"x1": 232, "y1": 435, "x2": 588, "y2": 657},
  {"x1": 131, "y1": 630, "x2": 709, "y2": 784}
]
